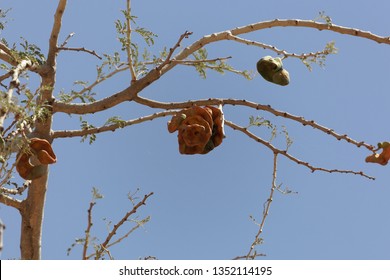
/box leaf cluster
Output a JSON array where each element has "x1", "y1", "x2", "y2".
[
  {"x1": 1, "y1": 37, "x2": 46, "y2": 65},
  {"x1": 0, "y1": 9, "x2": 10, "y2": 32},
  {"x1": 248, "y1": 116, "x2": 293, "y2": 151},
  {"x1": 192, "y1": 48, "x2": 252, "y2": 79},
  {"x1": 79, "y1": 117, "x2": 97, "y2": 144},
  {"x1": 301, "y1": 41, "x2": 338, "y2": 71}
]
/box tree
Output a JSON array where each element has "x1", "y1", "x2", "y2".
[{"x1": 0, "y1": 0, "x2": 389, "y2": 259}]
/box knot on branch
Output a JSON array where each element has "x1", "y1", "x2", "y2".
[
  {"x1": 16, "y1": 138, "x2": 57, "y2": 180},
  {"x1": 167, "y1": 106, "x2": 224, "y2": 155}
]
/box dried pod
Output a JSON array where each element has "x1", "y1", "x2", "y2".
[
  {"x1": 365, "y1": 142, "x2": 390, "y2": 166},
  {"x1": 256, "y1": 56, "x2": 290, "y2": 86},
  {"x1": 16, "y1": 138, "x2": 57, "y2": 180},
  {"x1": 168, "y1": 105, "x2": 225, "y2": 155}
]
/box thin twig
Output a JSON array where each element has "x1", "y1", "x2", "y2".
[
  {"x1": 225, "y1": 120, "x2": 375, "y2": 180},
  {"x1": 59, "y1": 32, "x2": 75, "y2": 47},
  {"x1": 246, "y1": 153, "x2": 278, "y2": 259},
  {"x1": 72, "y1": 65, "x2": 129, "y2": 97},
  {"x1": 58, "y1": 47, "x2": 102, "y2": 60},
  {"x1": 233, "y1": 253, "x2": 266, "y2": 260},
  {"x1": 82, "y1": 201, "x2": 96, "y2": 260},
  {"x1": 97, "y1": 216, "x2": 150, "y2": 255},
  {"x1": 93, "y1": 192, "x2": 153, "y2": 260},
  {"x1": 173, "y1": 56, "x2": 232, "y2": 65},
  {"x1": 51, "y1": 110, "x2": 178, "y2": 139},
  {"x1": 0, "y1": 181, "x2": 30, "y2": 196},
  {"x1": 157, "y1": 31, "x2": 193, "y2": 70},
  {"x1": 125, "y1": 0, "x2": 137, "y2": 83},
  {"x1": 226, "y1": 33, "x2": 333, "y2": 59}
]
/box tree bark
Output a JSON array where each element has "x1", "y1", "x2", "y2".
[{"x1": 19, "y1": 170, "x2": 49, "y2": 259}]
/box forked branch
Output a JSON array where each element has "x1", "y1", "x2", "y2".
[{"x1": 92, "y1": 192, "x2": 153, "y2": 260}]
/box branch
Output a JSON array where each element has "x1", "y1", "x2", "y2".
[
  {"x1": 225, "y1": 120, "x2": 375, "y2": 180},
  {"x1": 0, "y1": 181, "x2": 30, "y2": 196},
  {"x1": 52, "y1": 30, "x2": 193, "y2": 115},
  {"x1": 59, "y1": 32, "x2": 75, "y2": 47},
  {"x1": 0, "y1": 60, "x2": 33, "y2": 132},
  {"x1": 158, "y1": 19, "x2": 390, "y2": 77},
  {"x1": 173, "y1": 56, "x2": 232, "y2": 65},
  {"x1": 52, "y1": 65, "x2": 162, "y2": 115},
  {"x1": 0, "y1": 193, "x2": 22, "y2": 210},
  {"x1": 71, "y1": 65, "x2": 129, "y2": 98},
  {"x1": 54, "y1": 20, "x2": 390, "y2": 116},
  {"x1": 57, "y1": 46, "x2": 102, "y2": 60},
  {"x1": 157, "y1": 31, "x2": 193, "y2": 70},
  {"x1": 133, "y1": 96, "x2": 375, "y2": 152},
  {"x1": 0, "y1": 43, "x2": 16, "y2": 65},
  {"x1": 246, "y1": 153, "x2": 278, "y2": 259},
  {"x1": 51, "y1": 110, "x2": 177, "y2": 139},
  {"x1": 82, "y1": 201, "x2": 96, "y2": 260},
  {"x1": 125, "y1": 0, "x2": 137, "y2": 83},
  {"x1": 46, "y1": 0, "x2": 67, "y2": 66},
  {"x1": 226, "y1": 33, "x2": 334, "y2": 60},
  {"x1": 93, "y1": 192, "x2": 153, "y2": 260},
  {"x1": 99, "y1": 216, "x2": 150, "y2": 255},
  {"x1": 0, "y1": 50, "x2": 15, "y2": 66}
]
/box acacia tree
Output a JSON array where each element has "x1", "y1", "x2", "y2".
[{"x1": 0, "y1": 0, "x2": 389, "y2": 259}]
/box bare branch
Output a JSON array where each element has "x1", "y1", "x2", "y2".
[
  {"x1": 58, "y1": 46, "x2": 102, "y2": 60},
  {"x1": 46, "y1": 0, "x2": 67, "y2": 66},
  {"x1": 0, "y1": 181, "x2": 30, "y2": 196},
  {"x1": 225, "y1": 120, "x2": 375, "y2": 180},
  {"x1": 0, "y1": 193, "x2": 22, "y2": 210},
  {"x1": 246, "y1": 153, "x2": 278, "y2": 259},
  {"x1": 173, "y1": 56, "x2": 232, "y2": 65},
  {"x1": 93, "y1": 192, "x2": 154, "y2": 260},
  {"x1": 71, "y1": 65, "x2": 129, "y2": 98},
  {"x1": 59, "y1": 32, "x2": 75, "y2": 47},
  {"x1": 0, "y1": 49, "x2": 15, "y2": 66},
  {"x1": 0, "y1": 43, "x2": 16, "y2": 65},
  {"x1": 82, "y1": 201, "x2": 96, "y2": 260},
  {"x1": 0, "y1": 72, "x2": 12, "y2": 84},
  {"x1": 52, "y1": 110, "x2": 177, "y2": 139},
  {"x1": 233, "y1": 253, "x2": 266, "y2": 260},
  {"x1": 133, "y1": 96, "x2": 375, "y2": 151},
  {"x1": 98, "y1": 216, "x2": 150, "y2": 256},
  {"x1": 226, "y1": 33, "x2": 333, "y2": 60},
  {"x1": 157, "y1": 31, "x2": 193, "y2": 70}
]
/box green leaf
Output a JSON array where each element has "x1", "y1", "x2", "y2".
[
  {"x1": 104, "y1": 116, "x2": 126, "y2": 128},
  {"x1": 92, "y1": 187, "x2": 104, "y2": 200}
]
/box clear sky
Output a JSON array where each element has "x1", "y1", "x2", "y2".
[{"x1": 1, "y1": 0, "x2": 390, "y2": 260}]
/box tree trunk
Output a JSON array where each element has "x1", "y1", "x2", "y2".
[{"x1": 19, "y1": 167, "x2": 49, "y2": 259}]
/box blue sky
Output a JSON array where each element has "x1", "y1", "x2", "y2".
[{"x1": 1, "y1": 0, "x2": 390, "y2": 260}]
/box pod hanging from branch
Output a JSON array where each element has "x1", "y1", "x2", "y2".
[
  {"x1": 16, "y1": 138, "x2": 57, "y2": 180},
  {"x1": 365, "y1": 142, "x2": 390, "y2": 166},
  {"x1": 167, "y1": 105, "x2": 225, "y2": 155},
  {"x1": 256, "y1": 56, "x2": 290, "y2": 86}
]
